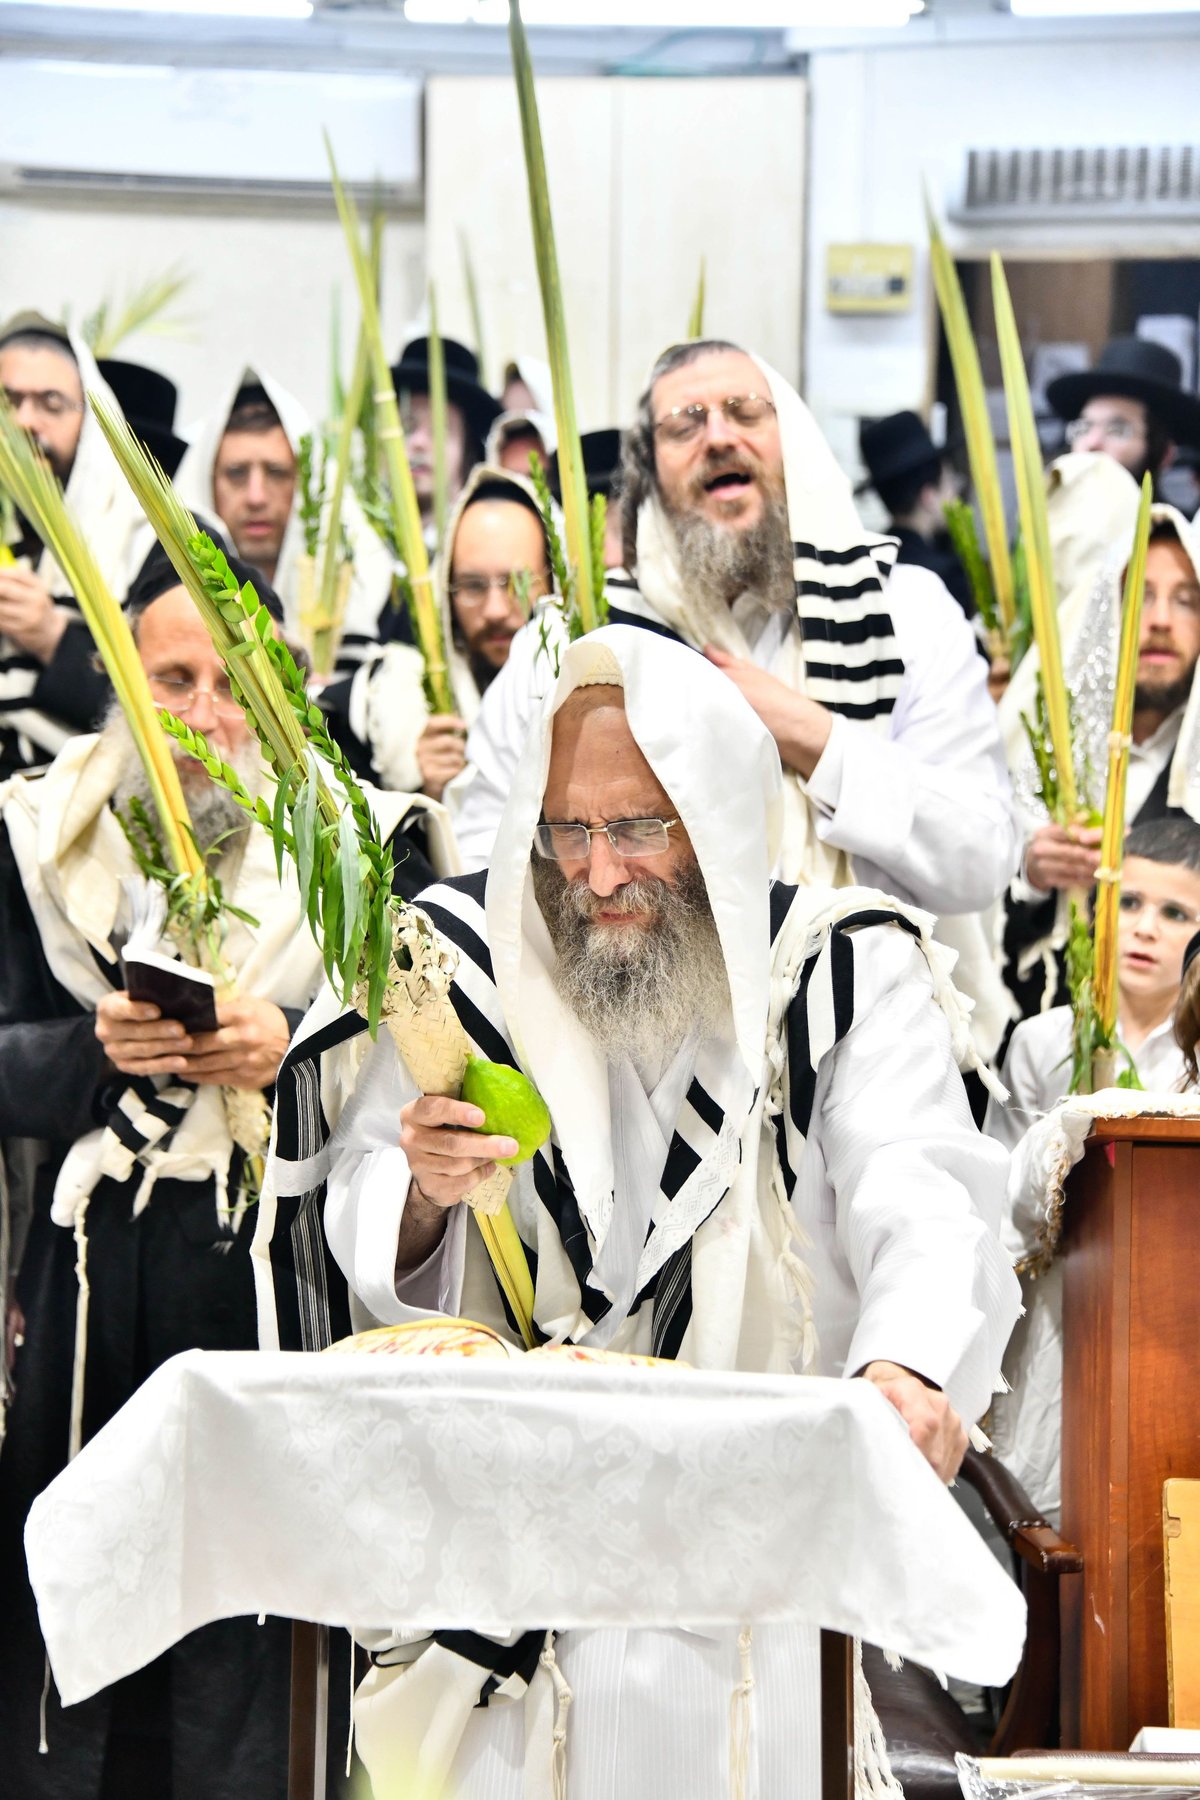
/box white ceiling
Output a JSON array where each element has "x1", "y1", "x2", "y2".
[{"x1": 0, "y1": 0, "x2": 1195, "y2": 72}]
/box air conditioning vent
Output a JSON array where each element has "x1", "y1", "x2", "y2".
[{"x1": 951, "y1": 145, "x2": 1200, "y2": 223}]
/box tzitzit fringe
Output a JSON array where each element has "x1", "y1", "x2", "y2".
[
  {"x1": 728, "y1": 1627, "x2": 755, "y2": 1800},
  {"x1": 67, "y1": 1194, "x2": 93, "y2": 1464},
  {"x1": 539, "y1": 1633, "x2": 573, "y2": 1800},
  {"x1": 853, "y1": 1639, "x2": 904, "y2": 1799}
]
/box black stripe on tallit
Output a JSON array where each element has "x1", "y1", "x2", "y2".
[
  {"x1": 422, "y1": 900, "x2": 495, "y2": 990},
  {"x1": 273, "y1": 1010, "x2": 368, "y2": 1162},
  {"x1": 803, "y1": 656, "x2": 906, "y2": 685},
  {"x1": 793, "y1": 541, "x2": 889, "y2": 569},
  {"x1": 659, "y1": 1133, "x2": 701, "y2": 1196},
  {"x1": 605, "y1": 603, "x2": 684, "y2": 642},
  {"x1": 449, "y1": 987, "x2": 516, "y2": 1070},
  {"x1": 650, "y1": 1241, "x2": 694, "y2": 1360},
  {"x1": 533, "y1": 1145, "x2": 609, "y2": 1327},
  {"x1": 796, "y1": 610, "x2": 897, "y2": 645},
  {"x1": 795, "y1": 576, "x2": 886, "y2": 604},
  {"x1": 430, "y1": 1629, "x2": 546, "y2": 1705},
  {"x1": 684, "y1": 1074, "x2": 724, "y2": 1137},
  {"x1": 809, "y1": 694, "x2": 898, "y2": 721}
]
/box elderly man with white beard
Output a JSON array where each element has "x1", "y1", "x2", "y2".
[
  {"x1": 0, "y1": 550, "x2": 454, "y2": 1800},
  {"x1": 452, "y1": 340, "x2": 1022, "y2": 1062},
  {"x1": 265, "y1": 624, "x2": 1021, "y2": 1800}
]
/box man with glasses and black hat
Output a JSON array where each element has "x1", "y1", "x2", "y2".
[{"x1": 1046, "y1": 335, "x2": 1200, "y2": 491}]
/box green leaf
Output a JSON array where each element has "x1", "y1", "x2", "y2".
[{"x1": 294, "y1": 771, "x2": 319, "y2": 913}]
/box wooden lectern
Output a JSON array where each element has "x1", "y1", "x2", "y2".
[{"x1": 1060, "y1": 1116, "x2": 1200, "y2": 1749}]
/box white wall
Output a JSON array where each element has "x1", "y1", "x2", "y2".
[
  {"x1": 0, "y1": 196, "x2": 425, "y2": 434},
  {"x1": 804, "y1": 32, "x2": 1200, "y2": 479},
  {"x1": 425, "y1": 75, "x2": 806, "y2": 432}
]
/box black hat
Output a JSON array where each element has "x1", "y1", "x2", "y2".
[
  {"x1": 1045, "y1": 337, "x2": 1200, "y2": 448},
  {"x1": 126, "y1": 538, "x2": 284, "y2": 624},
  {"x1": 98, "y1": 358, "x2": 188, "y2": 479},
  {"x1": 390, "y1": 336, "x2": 502, "y2": 446},
  {"x1": 856, "y1": 411, "x2": 943, "y2": 497},
  {"x1": 548, "y1": 429, "x2": 623, "y2": 502}
]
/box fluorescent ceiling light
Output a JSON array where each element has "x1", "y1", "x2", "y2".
[
  {"x1": 0, "y1": 0, "x2": 313, "y2": 15},
  {"x1": 404, "y1": 1, "x2": 922, "y2": 25},
  {"x1": 1011, "y1": 0, "x2": 1200, "y2": 12}
]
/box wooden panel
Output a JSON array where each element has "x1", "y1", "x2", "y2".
[
  {"x1": 1128, "y1": 1150, "x2": 1200, "y2": 1735},
  {"x1": 820, "y1": 1630, "x2": 854, "y2": 1800},
  {"x1": 1166, "y1": 1480, "x2": 1200, "y2": 1728},
  {"x1": 1060, "y1": 1127, "x2": 1200, "y2": 1750},
  {"x1": 1092, "y1": 1118, "x2": 1200, "y2": 1145}
]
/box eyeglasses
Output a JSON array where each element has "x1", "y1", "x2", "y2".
[
  {"x1": 653, "y1": 394, "x2": 776, "y2": 447},
  {"x1": 150, "y1": 674, "x2": 244, "y2": 719},
  {"x1": 214, "y1": 462, "x2": 294, "y2": 491},
  {"x1": 1065, "y1": 416, "x2": 1144, "y2": 447},
  {"x1": 449, "y1": 570, "x2": 551, "y2": 606},
  {"x1": 3, "y1": 386, "x2": 84, "y2": 419},
  {"x1": 533, "y1": 817, "x2": 679, "y2": 862},
  {"x1": 1141, "y1": 588, "x2": 1200, "y2": 617},
  {"x1": 1118, "y1": 891, "x2": 1200, "y2": 929}
]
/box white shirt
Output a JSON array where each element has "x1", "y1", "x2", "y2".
[
  {"x1": 984, "y1": 1003, "x2": 1186, "y2": 1156},
  {"x1": 452, "y1": 565, "x2": 1022, "y2": 918}
]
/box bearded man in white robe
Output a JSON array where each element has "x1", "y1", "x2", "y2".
[
  {"x1": 265, "y1": 625, "x2": 1021, "y2": 1800},
  {"x1": 452, "y1": 339, "x2": 1023, "y2": 1060}
]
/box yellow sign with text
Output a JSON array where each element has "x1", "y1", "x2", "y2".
[{"x1": 826, "y1": 243, "x2": 914, "y2": 315}]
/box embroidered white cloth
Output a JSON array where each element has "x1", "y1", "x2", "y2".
[{"x1": 25, "y1": 1348, "x2": 1026, "y2": 1710}]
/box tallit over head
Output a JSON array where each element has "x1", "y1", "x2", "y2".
[
  {"x1": 1008, "y1": 502, "x2": 1200, "y2": 824},
  {"x1": 174, "y1": 365, "x2": 393, "y2": 663},
  {"x1": 631, "y1": 343, "x2": 904, "y2": 725},
  {"x1": 0, "y1": 310, "x2": 146, "y2": 598},
  {"x1": 485, "y1": 624, "x2": 782, "y2": 1163}
]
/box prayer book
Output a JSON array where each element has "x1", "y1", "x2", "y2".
[{"x1": 120, "y1": 876, "x2": 219, "y2": 1034}]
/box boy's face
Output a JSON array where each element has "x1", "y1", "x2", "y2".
[{"x1": 1117, "y1": 854, "x2": 1200, "y2": 1015}]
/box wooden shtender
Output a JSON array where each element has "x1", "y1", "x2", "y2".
[
  {"x1": 1059, "y1": 1116, "x2": 1200, "y2": 1748},
  {"x1": 1165, "y1": 1479, "x2": 1200, "y2": 1729}
]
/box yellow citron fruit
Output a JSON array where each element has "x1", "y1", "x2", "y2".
[
  {"x1": 461, "y1": 1055, "x2": 551, "y2": 1166},
  {"x1": 0, "y1": 545, "x2": 15, "y2": 568}
]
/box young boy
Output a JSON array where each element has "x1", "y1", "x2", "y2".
[
  {"x1": 986, "y1": 813, "x2": 1200, "y2": 1153},
  {"x1": 985, "y1": 813, "x2": 1200, "y2": 1521}
]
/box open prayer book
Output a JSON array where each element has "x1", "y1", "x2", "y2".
[
  {"x1": 119, "y1": 876, "x2": 219, "y2": 1035},
  {"x1": 324, "y1": 1318, "x2": 679, "y2": 1366}
]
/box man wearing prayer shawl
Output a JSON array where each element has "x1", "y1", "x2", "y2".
[
  {"x1": 451, "y1": 339, "x2": 1023, "y2": 1063},
  {"x1": 263, "y1": 625, "x2": 1021, "y2": 1800},
  {"x1": 0, "y1": 553, "x2": 457, "y2": 1799},
  {"x1": 174, "y1": 368, "x2": 394, "y2": 676},
  {"x1": 327, "y1": 464, "x2": 553, "y2": 801},
  {"x1": 0, "y1": 313, "x2": 151, "y2": 776}
]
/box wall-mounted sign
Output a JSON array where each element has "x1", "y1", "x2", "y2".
[{"x1": 826, "y1": 243, "x2": 914, "y2": 315}]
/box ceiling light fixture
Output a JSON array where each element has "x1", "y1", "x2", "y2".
[
  {"x1": 1010, "y1": 0, "x2": 1200, "y2": 14},
  {"x1": 0, "y1": 0, "x2": 313, "y2": 17},
  {"x1": 403, "y1": 0, "x2": 923, "y2": 26}
]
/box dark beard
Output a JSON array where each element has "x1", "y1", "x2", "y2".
[
  {"x1": 530, "y1": 853, "x2": 732, "y2": 1066},
  {"x1": 1134, "y1": 675, "x2": 1193, "y2": 718}
]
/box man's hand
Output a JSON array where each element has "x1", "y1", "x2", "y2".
[
  {"x1": 0, "y1": 568, "x2": 68, "y2": 663},
  {"x1": 95, "y1": 992, "x2": 291, "y2": 1090},
  {"x1": 859, "y1": 1359, "x2": 968, "y2": 1483},
  {"x1": 1024, "y1": 822, "x2": 1103, "y2": 895},
  {"x1": 175, "y1": 998, "x2": 292, "y2": 1089},
  {"x1": 417, "y1": 715, "x2": 468, "y2": 802},
  {"x1": 702, "y1": 645, "x2": 833, "y2": 778},
  {"x1": 399, "y1": 1093, "x2": 518, "y2": 1206}
]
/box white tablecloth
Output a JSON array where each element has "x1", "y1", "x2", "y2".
[{"x1": 25, "y1": 1349, "x2": 1025, "y2": 1706}]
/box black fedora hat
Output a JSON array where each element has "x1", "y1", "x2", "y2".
[
  {"x1": 548, "y1": 428, "x2": 623, "y2": 502},
  {"x1": 390, "y1": 336, "x2": 502, "y2": 446},
  {"x1": 856, "y1": 410, "x2": 944, "y2": 496},
  {"x1": 1046, "y1": 336, "x2": 1200, "y2": 448},
  {"x1": 98, "y1": 357, "x2": 188, "y2": 478}
]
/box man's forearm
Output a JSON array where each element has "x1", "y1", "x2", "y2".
[{"x1": 395, "y1": 1179, "x2": 451, "y2": 1276}]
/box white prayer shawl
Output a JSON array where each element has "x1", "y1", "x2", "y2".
[
  {"x1": 1, "y1": 730, "x2": 447, "y2": 1225},
  {"x1": 346, "y1": 463, "x2": 545, "y2": 793},
  {"x1": 266, "y1": 626, "x2": 1019, "y2": 1798},
  {"x1": 0, "y1": 327, "x2": 149, "y2": 763},
  {"x1": 174, "y1": 366, "x2": 393, "y2": 672}
]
